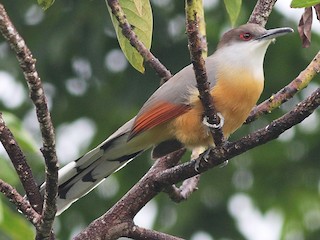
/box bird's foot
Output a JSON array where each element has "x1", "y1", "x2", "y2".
[
  {"x1": 194, "y1": 148, "x2": 211, "y2": 172},
  {"x1": 218, "y1": 160, "x2": 229, "y2": 168},
  {"x1": 191, "y1": 147, "x2": 206, "y2": 160},
  {"x1": 194, "y1": 147, "x2": 229, "y2": 172}
]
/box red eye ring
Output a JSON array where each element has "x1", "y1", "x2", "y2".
[{"x1": 239, "y1": 32, "x2": 252, "y2": 41}]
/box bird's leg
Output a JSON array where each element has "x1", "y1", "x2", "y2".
[
  {"x1": 191, "y1": 146, "x2": 206, "y2": 160},
  {"x1": 218, "y1": 159, "x2": 229, "y2": 168},
  {"x1": 202, "y1": 112, "x2": 224, "y2": 129},
  {"x1": 194, "y1": 112, "x2": 226, "y2": 172},
  {"x1": 192, "y1": 147, "x2": 205, "y2": 172},
  {"x1": 203, "y1": 138, "x2": 229, "y2": 168},
  {"x1": 193, "y1": 146, "x2": 211, "y2": 172}
]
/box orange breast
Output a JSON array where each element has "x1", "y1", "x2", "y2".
[{"x1": 169, "y1": 70, "x2": 264, "y2": 148}]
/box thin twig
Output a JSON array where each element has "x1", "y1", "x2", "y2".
[
  {"x1": 106, "y1": 0, "x2": 172, "y2": 83},
  {"x1": 0, "y1": 4, "x2": 58, "y2": 239},
  {"x1": 0, "y1": 179, "x2": 41, "y2": 229},
  {"x1": 185, "y1": 0, "x2": 224, "y2": 146},
  {"x1": 246, "y1": 50, "x2": 320, "y2": 123},
  {"x1": 129, "y1": 225, "x2": 184, "y2": 240}
]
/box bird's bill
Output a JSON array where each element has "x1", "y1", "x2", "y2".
[{"x1": 257, "y1": 27, "x2": 294, "y2": 40}]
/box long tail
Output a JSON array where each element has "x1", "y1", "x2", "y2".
[{"x1": 51, "y1": 118, "x2": 146, "y2": 215}]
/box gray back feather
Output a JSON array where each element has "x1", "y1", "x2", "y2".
[{"x1": 136, "y1": 55, "x2": 218, "y2": 117}]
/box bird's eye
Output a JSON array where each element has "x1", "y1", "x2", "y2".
[{"x1": 239, "y1": 32, "x2": 252, "y2": 41}]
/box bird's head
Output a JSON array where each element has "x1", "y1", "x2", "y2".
[
  {"x1": 214, "y1": 23, "x2": 293, "y2": 80},
  {"x1": 218, "y1": 23, "x2": 293, "y2": 50}
]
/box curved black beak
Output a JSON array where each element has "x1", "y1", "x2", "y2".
[{"x1": 257, "y1": 27, "x2": 294, "y2": 40}]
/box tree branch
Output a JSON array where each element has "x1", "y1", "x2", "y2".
[
  {"x1": 129, "y1": 225, "x2": 184, "y2": 240},
  {"x1": 185, "y1": 0, "x2": 224, "y2": 147},
  {"x1": 0, "y1": 113, "x2": 42, "y2": 213},
  {"x1": 246, "y1": 50, "x2": 320, "y2": 123},
  {"x1": 74, "y1": 149, "x2": 186, "y2": 240},
  {"x1": 0, "y1": 179, "x2": 41, "y2": 229},
  {"x1": 75, "y1": 2, "x2": 320, "y2": 239},
  {"x1": 0, "y1": 4, "x2": 57, "y2": 239},
  {"x1": 156, "y1": 87, "x2": 320, "y2": 185},
  {"x1": 248, "y1": 0, "x2": 277, "y2": 26},
  {"x1": 163, "y1": 175, "x2": 200, "y2": 202},
  {"x1": 246, "y1": 1, "x2": 320, "y2": 125},
  {"x1": 106, "y1": 0, "x2": 172, "y2": 82},
  {"x1": 75, "y1": 87, "x2": 319, "y2": 239}
]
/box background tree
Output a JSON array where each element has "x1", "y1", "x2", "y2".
[{"x1": 0, "y1": 0, "x2": 320, "y2": 239}]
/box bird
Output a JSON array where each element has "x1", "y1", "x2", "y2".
[{"x1": 47, "y1": 23, "x2": 293, "y2": 215}]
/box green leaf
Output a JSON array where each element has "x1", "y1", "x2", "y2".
[
  {"x1": 37, "y1": 0, "x2": 55, "y2": 10},
  {"x1": 106, "y1": 0, "x2": 153, "y2": 73},
  {"x1": 133, "y1": 0, "x2": 143, "y2": 16},
  {"x1": 0, "y1": 199, "x2": 34, "y2": 240},
  {"x1": 291, "y1": 0, "x2": 320, "y2": 8},
  {"x1": 224, "y1": 0, "x2": 242, "y2": 26}
]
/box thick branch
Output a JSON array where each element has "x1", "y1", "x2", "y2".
[
  {"x1": 106, "y1": 0, "x2": 172, "y2": 82},
  {"x1": 0, "y1": 179, "x2": 41, "y2": 229},
  {"x1": 246, "y1": 50, "x2": 320, "y2": 123},
  {"x1": 0, "y1": 4, "x2": 57, "y2": 239},
  {"x1": 185, "y1": 0, "x2": 224, "y2": 146},
  {"x1": 248, "y1": 0, "x2": 277, "y2": 26},
  {"x1": 0, "y1": 113, "x2": 42, "y2": 213},
  {"x1": 75, "y1": 149, "x2": 186, "y2": 240},
  {"x1": 76, "y1": 3, "x2": 320, "y2": 239},
  {"x1": 76, "y1": 87, "x2": 319, "y2": 240},
  {"x1": 156, "y1": 87, "x2": 320, "y2": 185}
]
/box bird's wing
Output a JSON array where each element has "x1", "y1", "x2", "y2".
[
  {"x1": 129, "y1": 56, "x2": 218, "y2": 139},
  {"x1": 129, "y1": 101, "x2": 191, "y2": 139}
]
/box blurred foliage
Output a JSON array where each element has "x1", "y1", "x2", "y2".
[
  {"x1": 0, "y1": 200, "x2": 35, "y2": 240},
  {"x1": 0, "y1": 0, "x2": 319, "y2": 239}
]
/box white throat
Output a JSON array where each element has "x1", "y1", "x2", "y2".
[{"x1": 213, "y1": 39, "x2": 273, "y2": 82}]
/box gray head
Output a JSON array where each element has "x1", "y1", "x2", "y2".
[
  {"x1": 217, "y1": 23, "x2": 293, "y2": 49},
  {"x1": 212, "y1": 23, "x2": 293, "y2": 82}
]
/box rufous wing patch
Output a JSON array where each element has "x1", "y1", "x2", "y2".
[{"x1": 128, "y1": 101, "x2": 191, "y2": 140}]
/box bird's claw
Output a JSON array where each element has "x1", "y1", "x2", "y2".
[
  {"x1": 201, "y1": 148, "x2": 211, "y2": 162},
  {"x1": 194, "y1": 148, "x2": 229, "y2": 172},
  {"x1": 202, "y1": 112, "x2": 225, "y2": 129},
  {"x1": 194, "y1": 160, "x2": 200, "y2": 173},
  {"x1": 194, "y1": 148, "x2": 211, "y2": 172},
  {"x1": 219, "y1": 160, "x2": 228, "y2": 168}
]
